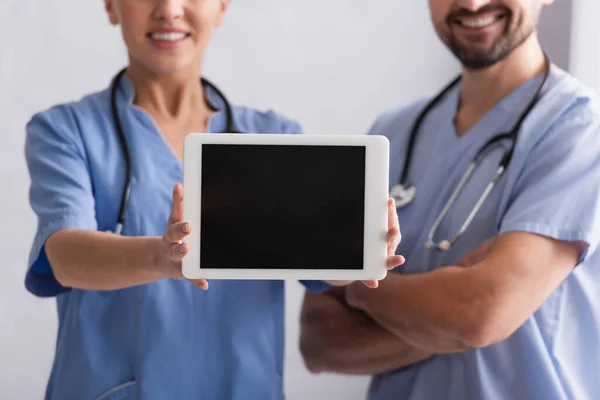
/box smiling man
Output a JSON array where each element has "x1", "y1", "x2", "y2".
[{"x1": 299, "y1": 1, "x2": 600, "y2": 399}]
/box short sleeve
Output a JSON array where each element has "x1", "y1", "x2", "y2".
[
  {"x1": 499, "y1": 99, "x2": 600, "y2": 262},
  {"x1": 366, "y1": 100, "x2": 430, "y2": 138},
  {"x1": 24, "y1": 108, "x2": 98, "y2": 297},
  {"x1": 299, "y1": 280, "x2": 332, "y2": 293},
  {"x1": 366, "y1": 111, "x2": 389, "y2": 136},
  {"x1": 281, "y1": 118, "x2": 303, "y2": 135}
]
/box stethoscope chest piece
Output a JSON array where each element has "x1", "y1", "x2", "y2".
[{"x1": 390, "y1": 184, "x2": 416, "y2": 208}]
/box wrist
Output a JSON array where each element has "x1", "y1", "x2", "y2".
[{"x1": 147, "y1": 237, "x2": 169, "y2": 278}]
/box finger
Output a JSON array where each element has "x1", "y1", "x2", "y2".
[
  {"x1": 164, "y1": 221, "x2": 191, "y2": 243},
  {"x1": 169, "y1": 183, "x2": 184, "y2": 224},
  {"x1": 361, "y1": 280, "x2": 379, "y2": 289},
  {"x1": 387, "y1": 198, "x2": 401, "y2": 250},
  {"x1": 388, "y1": 198, "x2": 401, "y2": 230},
  {"x1": 168, "y1": 242, "x2": 189, "y2": 260},
  {"x1": 387, "y1": 198, "x2": 396, "y2": 231},
  {"x1": 387, "y1": 225, "x2": 401, "y2": 246},
  {"x1": 387, "y1": 225, "x2": 400, "y2": 241},
  {"x1": 189, "y1": 279, "x2": 209, "y2": 290},
  {"x1": 387, "y1": 226, "x2": 401, "y2": 257},
  {"x1": 387, "y1": 255, "x2": 405, "y2": 269}
]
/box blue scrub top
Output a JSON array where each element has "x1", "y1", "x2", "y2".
[
  {"x1": 24, "y1": 74, "x2": 330, "y2": 400},
  {"x1": 367, "y1": 65, "x2": 600, "y2": 400}
]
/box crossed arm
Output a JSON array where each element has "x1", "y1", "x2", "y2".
[
  {"x1": 300, "y1": 287, "x2": 432, "y2": 374},
  {"x1": 300, "y1": 232, "x2": 586, "y2": 373}
]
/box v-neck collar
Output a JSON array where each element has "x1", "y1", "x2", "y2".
[{"x1": 438, "y1": 69, "x2": 548, "y2": 155}]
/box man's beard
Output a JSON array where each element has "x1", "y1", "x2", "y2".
[
  {"x1": 440, "y1": 6, "x2": 537, "y2": 70},
  {"x1": 446, "y1": 23, "x2": 534, "y2": 70}
]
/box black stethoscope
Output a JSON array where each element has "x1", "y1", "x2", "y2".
[
  {"x1": 390, "y1": 54, "x2": 551, "y2": 252},
  {"x1": 109, "y1": 67, "x2": 240, "y2": 234}
]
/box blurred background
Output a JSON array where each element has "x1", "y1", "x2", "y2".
[{"x1": 0, "y1": 0, "x2": 595, "y2": 398}]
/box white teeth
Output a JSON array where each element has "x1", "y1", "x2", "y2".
[
  {"x1": 459, "y1": 16, "x2": 498, "y2": 28},
  {"x1": 150, "y1": 32, "x2": 187, "y2": 41}
]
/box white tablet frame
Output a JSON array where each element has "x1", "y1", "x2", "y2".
[{"x1": 182, "y1": 133, "x2": 390, "y2": 281}]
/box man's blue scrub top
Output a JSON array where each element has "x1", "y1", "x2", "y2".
[
  {"x1": 24, "y1": 74, "x2": 330, "y2": 400},
  {"x1": 367, "y1": 66, "x2": 600, "y2": 400}
]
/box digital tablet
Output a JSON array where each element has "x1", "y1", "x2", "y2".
[{"x1": 181, "y1": 133, "x2": 390, "y2": 281}]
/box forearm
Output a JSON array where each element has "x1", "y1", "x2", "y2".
[
  {"x1": 347, "y1": 267, "x2": 497, "y2": 353},
  {"x1": 45, "y1": 229, "x2": 165, "y2": 291},
  {"x1": 300, "y1": 289, "x2": 432, "y2": 375}
]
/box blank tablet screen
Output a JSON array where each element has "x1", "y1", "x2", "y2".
[{"x1": 199, "y1": 144, "x2": 366, "y2": 270}]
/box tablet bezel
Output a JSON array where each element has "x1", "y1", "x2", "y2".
[{"x1": 182, "y1": 133, "x2": 389, "y2": 281}]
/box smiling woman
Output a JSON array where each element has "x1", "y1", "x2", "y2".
[
  {"x1": 147, "y1": 29, "x2": 192, "y2": 49},
  {"x1": 21, "y1": 0, "x2": 402, "y2": 399},
  {"x1": 104, "y1": 0, "x2": 227, "y2": 151}
]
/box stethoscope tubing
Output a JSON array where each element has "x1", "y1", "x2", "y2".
[
  {"x1": 394, "y1": 54, "x2": 551, "y2": 251},
  {"x1": 108, "y1": 68, "x2": 238, "y2": 234}
]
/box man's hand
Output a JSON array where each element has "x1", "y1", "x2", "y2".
[
  {"x1": 157, "y1": 183, "x2": 208, "y2": 290},
  {"x1": 327, "y1": 198, "x2": 405, "y2": 288},
  {"x1": 300, "y1": 286, "x2": 433, "y2": 375}
]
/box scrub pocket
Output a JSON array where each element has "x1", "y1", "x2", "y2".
[{"x1": 93, "y1": 381, "x2": 137, "y2": 400}]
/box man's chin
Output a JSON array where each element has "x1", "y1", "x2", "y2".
[
  {"x1": 451, "y1": 46, "x2": 506, "y2": 70},
  {"x1": 460, "y1": 56, "x2": 502, "y2": 70}
]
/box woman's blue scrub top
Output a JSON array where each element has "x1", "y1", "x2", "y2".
[{"x1": 24, "y1": 75, "x2": 330, "y2": 400}]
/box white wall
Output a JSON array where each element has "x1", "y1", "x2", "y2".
[
  {"x1": 538, "y1": 0, "x2": 572, "y2": 71},
  {"x1": 569, "y1": 0, "x2": 600, "y2": 94},
  {"x1": 0, "y1": 1, "x2": 458, "y2": 399}
]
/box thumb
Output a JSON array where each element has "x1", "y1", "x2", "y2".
[{"x1": 169, "y1": 183, "x2": 184, "y2": 223}]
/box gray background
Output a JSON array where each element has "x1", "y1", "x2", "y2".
[
  {"x1": 539, "y1": 0, "x2": 572, "y2": 70},
  {"x1": 0, "y1": 1, "x2": 592, "y2": 399}
]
